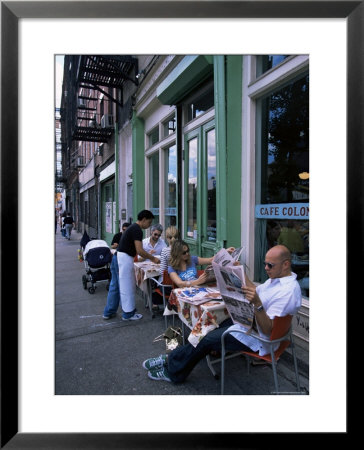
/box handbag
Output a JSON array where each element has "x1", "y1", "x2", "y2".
[{"x1": 153, "y1": 326, "x2": 183, "y2": 352}]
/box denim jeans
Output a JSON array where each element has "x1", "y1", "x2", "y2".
[
  {"x1": 65, "y1": 224, "x2": 72, "y2": 239},
  {"x1": 103, "y1": 255, "x2": 120, "y2": 317},
  {"x1": 167, "y1": 318, "x2": 251, "y2": 383},
  {"x1": 103, "y1": 254, "x2": 137, "y2": 319}
]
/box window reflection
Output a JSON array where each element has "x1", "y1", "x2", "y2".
[
  {"x1": 206, "y1": 129, "x2": 216, "y2": 241},
  {"x1": 187, "y1": 138, "x2": 198, "y2": 238},
  {"x1": 149, "y1": 152, "x2": 159, "y2": 223},
  {"x1": 256, "y1": 55, "x2": 290, "y2": 77},
  {"x1": 259, "y1": 75, "x2": 309, "y2": 204},
  {"x1": 255, "y1": 74, "x2": 309, "y2": 298},
  {"x1": 187, "y1": 87, "x2": 214, "y2": 122},
  {"x1": 148, "y1": 127, "x2": 159, "y2": 147},
  {"x1": 164, "y1": 145, "x2": 177, "y2": 227},
  {"x1": 163, "y1": 116, "x2": 176, "y2": 137}
]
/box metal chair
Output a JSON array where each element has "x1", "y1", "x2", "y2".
[
  {"x1": 150, "y1": 270, "x2": 173, "y2": 328},
  {"x1": 220, "y1": 314, "x2": 301, "y2": 394}
]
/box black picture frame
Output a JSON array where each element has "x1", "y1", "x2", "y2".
[{"x1": 1, "y1": 1, "x2": 359, "y2": 447}]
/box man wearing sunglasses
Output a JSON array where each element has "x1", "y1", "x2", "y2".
[
  {"x1": 142, "y1": 244, "x2": 302, "y2": 383},
  {"x1": 138, "y1": 223, "x2": 167, "y2": 261}
]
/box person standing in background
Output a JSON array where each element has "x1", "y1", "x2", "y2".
[{"x1": 63, "y1": 212, "x2": 75, "y2": 240}]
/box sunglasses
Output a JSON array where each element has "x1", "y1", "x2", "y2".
[
  {"x1": 182, "y1": 249, "x2": 190, "y2": 255},
  {"x1": 263, "y1": 259, "x2": 289, "y2": 269},
  {"x1": 152, "y1": 233, "x2": 161, "y2": 237}
]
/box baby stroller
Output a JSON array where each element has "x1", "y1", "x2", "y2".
[{"x1": 81, "y1": 237, "x2": 112, "y2": 294}]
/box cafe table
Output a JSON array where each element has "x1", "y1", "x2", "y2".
[
  {"x1": 164, "y1": 285, "x2": 230, "y2": 347},
  {"x1": 134, "y1": 260, "x2": 161, "y2": 317}
]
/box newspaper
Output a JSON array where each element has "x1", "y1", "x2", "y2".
[
  {"x1": 213, "y1": 246, "x2": 244, "y2": 267},
  {"x1": 204, "y1": 246, "x2": 245, "y2": 283},
  {"x1": 174, "y1": 286, "x2": 222, "y2": 305},
  {"x1": 212, "y1": 250, "x2": 255, "y2": 332}
]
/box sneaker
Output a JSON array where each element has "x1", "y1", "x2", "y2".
[
  {"x1": 148, "y1": 367, "x2": 171, "y2": 382},
  {"x1": 103, "y1": 313, "x2": 116, "y2": 320},
  {"x1": 122, "y1": 312, "x2": 143, "y2": 321},
  {"x1": 142, "y1": 354, "x2": 167, "y2": 370}
]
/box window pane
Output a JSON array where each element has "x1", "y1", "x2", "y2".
[
  {"x1": 255, "y1": 74, "x2": 309, "y2": 298},
  {"x1": 163, "y1": 116, "x2": 176, "y2": 138},
  {"x1": 149, "y1": 152, "x2": 159, "y2": 223},
  {"x1": 187, "y1": 138, "x2": 198, "y2": 238},
  {"x1": 164, "y1": 145, "x2": 177, "y2": 227},
  {"x1": 256, "y1": 55, "x2": 290, "y2": 77},
  {"x1": 206, "y1": 129, "x2": 216, "y2": 241},
  {"x1": 259, "y1": 75, "x2": 309, "y2": 204},
  {"x1": 187, "y1": 87, "x2": 214, "y2": 122},
  {"x1": 148, "y1": 127, "x2": 159, "y2": 147}
]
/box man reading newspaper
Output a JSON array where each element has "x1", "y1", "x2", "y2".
[{"x1": 142, "y1": 245, "x2": 302, "y2": 383}]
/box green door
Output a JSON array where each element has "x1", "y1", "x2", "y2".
[
  {"x1": 101, "y1": 179, "x2": 115, "y2": 245},
  {"x1": 184, "y1": 119, "x2": 217, "y2": 259}
]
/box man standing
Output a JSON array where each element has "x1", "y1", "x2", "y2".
[
  {"x1": 63, "y1": 212, "x2": 75, "y2": 240},
  {"x1": 103, "y1": 210, "x2": 160, "y2": 321},
  {"x1": 142, "y1": 245, "x2": 302, "y2": 383},
  {"x1": 139, "y1": 224, "x2": 167, "y2": 261}
]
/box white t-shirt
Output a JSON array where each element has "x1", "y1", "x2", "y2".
[
  {"x1": 142, "y1": 237, "x2": 167, "y2": 259},
  {"x1": 228, "y1": 273, "x2": 302, "y2": 356}
]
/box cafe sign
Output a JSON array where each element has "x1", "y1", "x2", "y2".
[{"x1": 255, "y1": 203, "x2": 309, "y2": 220}]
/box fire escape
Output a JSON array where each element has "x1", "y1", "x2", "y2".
[{"x1": 72, "y1": 55, "x2": 138, "y2": 144}]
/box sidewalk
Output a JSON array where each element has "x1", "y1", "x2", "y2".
[{"x1": 55, "y1": 229, "x2": 309, "y2": 395}]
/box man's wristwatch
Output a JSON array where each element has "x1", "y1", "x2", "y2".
[{"x1": 255, "y1": 304, "x2": 264, "y2": 312}]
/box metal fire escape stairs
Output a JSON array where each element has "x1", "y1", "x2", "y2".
[{"x1": 72, "y1": 55, "x2": 138, "y2": 143}]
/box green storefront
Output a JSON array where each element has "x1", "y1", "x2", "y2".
[{"x1": 131, "y1": 55, "x2": 243, "y2": 258}]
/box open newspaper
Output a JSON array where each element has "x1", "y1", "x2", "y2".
[
  {"x1": 174, "y1": 286, "x2": 222, "y2": 305},
  {"x1": 204, "y1": 246, "x2": 245, "y2": 283},
  {"x1": 212, "y1": 248, "x2": 255, "y2": 332}
]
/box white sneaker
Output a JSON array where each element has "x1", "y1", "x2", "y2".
[{"x1": 122, "y1": 313, "x2": 143, "y2": 321}]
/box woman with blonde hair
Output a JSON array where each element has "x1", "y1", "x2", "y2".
[
  {"x1": 158, "y1": 226, "x2": 179, "y2": 277},
  {"x1": 168, "y1": 240, "x2": 234, "y2": 288},
  {"x1": 152, "y1": 226, "x2": 180, "y2": 309},
  {"x1": 153, "y1": 236, "x2": 235, "y2": 307}
]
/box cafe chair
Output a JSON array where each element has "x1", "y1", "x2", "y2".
[
  {"x1": 220, "y1": 314, "x2": 301, "y2": 394},
  {"x1": 150, "y1": 270, "x2": 173, "y2": 328}
]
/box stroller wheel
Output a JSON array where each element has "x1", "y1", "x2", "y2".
[
  {"x1": 88, "y1": 286, "x2": 96, "y2": 294},
  {"x1": 82, "y1": 275, "x2": 87, "y2": 289}
]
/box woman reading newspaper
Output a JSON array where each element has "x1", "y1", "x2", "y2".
[{"x1": 142, "y1": 245, "x2": 302, "y2": 383}]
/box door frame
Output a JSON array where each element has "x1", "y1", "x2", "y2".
[{"x1": 183, "y1": 118, "x2": 216, "y2": 259}]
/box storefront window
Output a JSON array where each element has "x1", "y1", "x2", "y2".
[
  {"x1": 187, "y1": 137, "x2": 198, "y2": 238},
  {"x1": 255, "y1": 74, "x2": 309, "y2": 298},
  {"x1": 206, "y1": 129, "x2": 216, "y2": 241},
  {"x1": 164, "y1": 145, "x2": 177, "y2": 227},
  {"x1": 149, "y1": 152, "x2": 159, "y2": 223},
  {"x1": 256, "y1": 55, "x2": 290, "y2": 77}
]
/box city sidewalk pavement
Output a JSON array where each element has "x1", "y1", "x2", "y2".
[{"x1": 55, "y1": 228, "x2": 309, "y2": 395}]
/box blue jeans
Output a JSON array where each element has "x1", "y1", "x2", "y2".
[
  {"x1": 103, "y1": 254, "x2": 136, "y2": 319},
  {"x1": 167, "y1": 318, "x2": 251, "y2": 383},
  {"x1": 65, "y1": 224, "x2": 72, "y2": 239}
]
